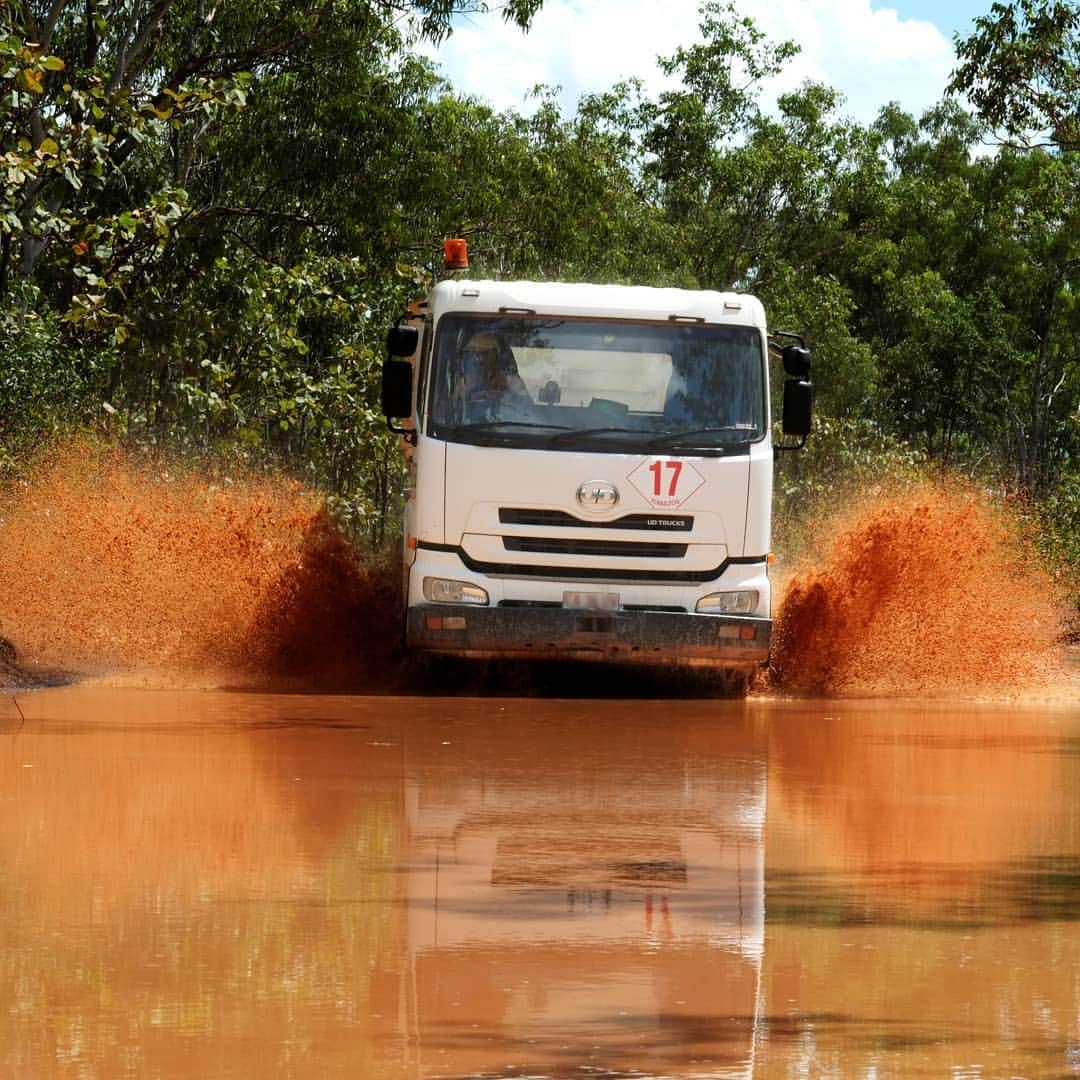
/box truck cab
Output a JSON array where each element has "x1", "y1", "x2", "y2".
[{"x1": 382, "y1": 263, "x2": 811, "y2": 676}]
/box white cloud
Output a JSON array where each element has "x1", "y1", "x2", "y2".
[{"x1": 420, "y1": 0, "x2": 956, "y2": 125}]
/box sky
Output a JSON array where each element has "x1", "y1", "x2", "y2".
[{"x1": 420, "y1": 0, "x2": 997, "y2": 126}]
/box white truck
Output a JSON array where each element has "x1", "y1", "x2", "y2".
[{"x1": 381, "y1": 242, "x2": 811, "y2": 679}]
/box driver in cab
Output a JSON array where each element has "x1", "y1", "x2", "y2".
[{"x1": 461, "y1": 332, "x2": 534, "y2": 422}]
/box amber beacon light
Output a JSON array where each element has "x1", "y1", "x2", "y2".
[{"x1": 443, "y1": 238, "x2": 469, "y2": 270}]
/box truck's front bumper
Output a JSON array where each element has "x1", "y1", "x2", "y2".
[{"x1": 406, "y1": 604, "x2": 770, "y2": 667}]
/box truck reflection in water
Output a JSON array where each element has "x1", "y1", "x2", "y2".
[
  {"x1": 396, "y1": 704, "x2": 766, "y2": 1079},
  {"x1": 6, "y1": 690, "x2": 1080, "y2": 1079}
]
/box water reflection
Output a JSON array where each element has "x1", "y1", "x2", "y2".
[
  {"x1": 1, "y1": 689, "x2": 1079, "y2": 1078},
  {"x1": 759, "y1": 699, "x2": 1080, "y2": 1078},
  {"x1": 764, "y1": 701, "x2": 1080, "y2": 927},
  {"x1": 1, "y1": 689, "x2": 406, "y2": 1078},
  {"x1": 398, "y1": 700, "x2": 765, "y2": 1079}
]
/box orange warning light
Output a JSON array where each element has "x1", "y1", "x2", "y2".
[{"x1": 444, "y1": 238, "x2": 469, "y2": 270}]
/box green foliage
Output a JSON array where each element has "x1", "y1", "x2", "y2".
[
  {"x1": 950, "y1": 0, "x2": 1080, "y2": 150},
  {"x1": 0, "y1": 0, "x2": 1073, "y2": 580},
  {"x1": 0, "y1": 1, "x2": 498, "y2": 544},
  {"x1": 773, "y1": 416, "x2": 931, "y2": 563},
  {"x1": 1036, "y1": 469, "x2": 1080, "y2": 619},
  {"x1": 764, "y1": 268, "x2": 878, "y2": 419},
  {"x1": 0, "y1": 281, "x2": 88, "y2": 437}
]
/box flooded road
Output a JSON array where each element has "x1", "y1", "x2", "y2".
[{"x1": 2, "y1": 688, "x2": 1079, "y2": 1078}]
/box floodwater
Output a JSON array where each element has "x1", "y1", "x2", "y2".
[
  {"x1": 2, "y1": 448, "x2": 1079, "y2": 1076},
  {"x1": 4, "y1": 685, "x2": 1080, "y2": 1079}
]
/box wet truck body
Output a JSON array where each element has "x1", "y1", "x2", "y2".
[{"x1": 382, "y1": 275, "x2": 811, "y2": 674}]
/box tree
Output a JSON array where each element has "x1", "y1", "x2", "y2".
[
  {"x1": 820, "y1": 98, "x2": 1078, "y2": 492},
  {"x1": 0, "y1": 1, "x2": 547, "y2": 306},
  {"x1": 950, "y1": 0, "x2": 1080, "y2": 150},
  {"x1": 0, "y1": 0, "x2": 1074, "y2": 557}
]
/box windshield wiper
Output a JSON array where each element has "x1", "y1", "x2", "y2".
[
  {"x1": 546, "y1": 427, "x2": 644, "y2": 447},
  {"x1": 646, "y1": 427, "x2": 756, "y2": 451}
]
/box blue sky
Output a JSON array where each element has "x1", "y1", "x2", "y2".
[
  {"x1": 892, "y1": 0, "x2": 991, "y2": 36},
  {"x1": 422, "y1": 0, "x2": 1001, "y2": 125}
]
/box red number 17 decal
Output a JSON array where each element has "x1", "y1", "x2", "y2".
[
  {"x1": 648, "y1": 459, "x2": 683, "y2": 497},
  {"x1": 628, "y1": 457, "x2": 704, "y2": 507}
]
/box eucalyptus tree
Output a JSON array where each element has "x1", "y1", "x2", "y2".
[
  {"x1": 950, "y1": 0, "x2": 1079, "y2": 151},
  {"x1": 946, "y1": 0, "x2": 1078, "y2": 500},
  {"x1": 972, "y1": 147, "x2": 1079, "y2": 493}
]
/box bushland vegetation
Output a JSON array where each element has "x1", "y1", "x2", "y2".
[{"x1": 0, "y1": 2, "x2": 1076, "y2": 602}]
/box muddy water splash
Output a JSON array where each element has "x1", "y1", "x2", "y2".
[
  {"x1": 770, "y1": 483, "x2": 1067, "y2": 697},
  {"x1": 0, "y1": 444, "x2": 400, "y2": 688},
  {"x1": 0, "y1": 449, "x2": 1069, "y2": 698}
]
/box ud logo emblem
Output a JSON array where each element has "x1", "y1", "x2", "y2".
[{"x1": 576, "y1": 481, "x2": 619, "y2": 511}]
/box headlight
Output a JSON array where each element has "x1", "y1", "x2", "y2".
[
  {"x1": 422, "y1": 577, "x2": 489, "y2": 605},
  {"x1": 696, "y1": 590, "x2": 759, "y2": 615}
]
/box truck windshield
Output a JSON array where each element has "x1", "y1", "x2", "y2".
[{"x1": 426, "y1": 315, "x2": 766, "y2": 453}]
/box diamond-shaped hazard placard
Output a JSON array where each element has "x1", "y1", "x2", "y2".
[{"x1": 627, "y1": 457, "x2": 706, "y2": 509}]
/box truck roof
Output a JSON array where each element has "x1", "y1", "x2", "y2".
[{"x1": 427, "y1": 279, "x2": 767, "y2": 330}]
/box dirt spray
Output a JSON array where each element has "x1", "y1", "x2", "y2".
[
  {"x1": 769, "y1": 482, "x2": 1068, "y2": 697},
  {"x1": 0, "y1": 443, "x2": 400, "y2": 689},
  {"x1": 0, "y1": 447, "x2": 1071, "y2": 697}
]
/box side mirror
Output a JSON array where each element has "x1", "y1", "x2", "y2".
[
  {"x1": 381, "y1": 359, "x2": 413, "y2": 420},
  {"x1": 782, "y1": 379, "x2": 813, "y2": 438},
  {"x1": 782, "y1": 344, "x2": 811, "y2": 377},
  {"x1": 387, "y1": 324, "x2": 419, "y2": 358}
]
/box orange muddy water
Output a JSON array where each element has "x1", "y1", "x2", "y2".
[
  {"x1": 2, "y1": 448, "x2": 1080, "y2": 1077},
  {"x1": 3, "y1": 688, "x2": 1080, "y2": 1079}
]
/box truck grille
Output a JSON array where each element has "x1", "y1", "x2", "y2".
[
  {"x1": 500, "y1": 508, "x2": 693, "y2": 531},
  {"x1": 415, "y1": 540, "x2": 764, "y2": 584},
  {"x1": 503, "y1": 536, "x2": 688, "y2": 559}
]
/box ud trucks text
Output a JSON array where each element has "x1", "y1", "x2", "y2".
[{"x1": 381, "y1": 242, "x2": 812, "y2": 677}]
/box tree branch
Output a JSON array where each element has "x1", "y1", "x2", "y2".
[
  {"x1": 108, "y1": 0, "x2": 173, "y2": 94},
  {"x1": 167, "y1": 1, "x2": 336, "y2": 88},
  {"x1": 38, "y1": 0, "x2": 69, "y2": 53}
]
